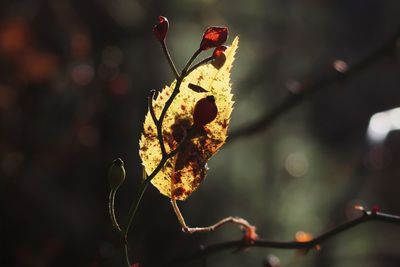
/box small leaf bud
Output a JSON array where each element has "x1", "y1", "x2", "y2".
[
  {"x1": 212, "y1": 45, "x2": 228, "y2": 58},
  {"x1": 371, "y1": 205, "x2": 381, "y2": 213},
  {"x1": 108, "y1": 158, "x2": 126, "y2": 191},
  {"x1": 212, "y1": 45, "x2": 228, "y2": 69},
  {"x1": 200, "y1": 27, "x2": 228, "y2": 51},
  {"x1": 153, "y1": 16, "x2": 169, "y2": 42}
]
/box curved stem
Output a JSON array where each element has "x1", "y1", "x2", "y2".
[
  {"x1": 156, "y1": 77, "x2": 183, "y2": 157},
  {"x1": 124, "y1": 236, "x2": 131, "y2": 266},
  {"x1": 123, "y1": 83, "x2": 181, "y2": 236},
  {"x1": 121, "y1": 45, "x2": 204, "y2": 265},
  {"x1": 123, "y1": 139, "x2": 184, "y2": 235},
  {"x1": 123, "y1": 160, "x2": 164, "y2": 236},
  {"x1": 186, "y1": 56, "x2": 214, "y2": 76},
  {"x1": 108, "y1": 189, "x2": 121, "y2": 232},
  {"x1": 171, "y1": 199, "x2": 188, "y2": 229},
  {"x1": 182, "y1": 49, "x2": 202, "y2": 76},
  {"x1": 171, "y1": 199, "x2": 256, "y2": 239},
  {"x1": 148, "y1": 90, "x2": 158, "y2": 124},
  {"x1": 161, "y1": 41, "x2": 179, "y2": 80}
]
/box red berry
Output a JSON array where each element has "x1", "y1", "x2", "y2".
[
  {"x1": 200, "y1": 27, "x2": 228, "y2": 51},
  {"x1": 212, "y1": 45, "x2": 228, "y2": 58},
  {"x1": 212, "y1": 45, "x2": 228, "y2": 69},
  {"x1": 153, "y1": 16, "x2": 169, "y2": 42},
  {"x1": 193, "y1": 96, "x2": 218, "y2": 129},
  {"x1": 371, "y1": 205, "x2": 381, "y2": 213}
]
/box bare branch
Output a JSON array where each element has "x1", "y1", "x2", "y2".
[
  {"x1": 171, "y1": 199, "x2": 257, "y2": 237},
  {"x1": 229, "y1": 27, "x2": 400, "y2": 142},
  {"x1": 165, "y1": 211, "x2": 400, "y2": 266}
]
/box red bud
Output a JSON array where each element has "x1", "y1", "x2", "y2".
[
  {"x1": 212, "y1": 45, "x2": 228, "y2": 69},
  {"x1": 200, "y1": 27, "x2": 228, "y2": 51},
  {"x1": 371, "y1": 205, "x2": 381, "y2": 213},
  {"x1": 212, "y1": 45, "x2": 228, "y2": 58},
  {"x1": 244, "y1": 225, "x2": 258, "y2": 245},
  {"x1": 193, "y1": 96, "x2": 218, "y2": 129},
  {"x1": 153, "y1": 16, "x2": 169, "y2": 42}
]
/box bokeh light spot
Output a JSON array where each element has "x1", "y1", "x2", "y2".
[
  {"x1": 367, "y1": 107, "x2": 400, "y2": 143},
  {"x1": 71, "y1": 64, "x2": 94, "y2": 86},
  {"x1": 333, "y1": 59, "x2": 348, "y2": 73},
  {"x1": 77, "y1": 124, "x2": 99, "y2": 147},
  {"x1": 285, "y1": 152, "x2": 309, "y2": 178},
  {"x1": 101, "y1": 46, "x2": 123, "y2": 67}
]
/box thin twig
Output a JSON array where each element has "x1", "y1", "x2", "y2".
[
  {"x1": 155, "y1": 48, "x2": 202, "y2": 158},
  {"x1": 165, "y1": 211, "x2": 400, "y2": 266},
  {"x1": 123, "y1": 236, "x2": 131, "y2": 266},
  {"x1": 121, "y1": 145, "x2": 182, "y2": 266},
  {"x1": 148, "y1": 90, "x2": 158, "y2": 124},
  {"x1": 182, "y1": 48, "x2": 202, "y2": 76},
  {"x1": 162, "y1": 41, "x2": 180, "y2": 80},
  {"x1": 123, "y1": 48, "x2": 203, "y2": 237},
  {"x1": 186, "y1": 56, "x2": 214, "y2": 76},
  {"x1": 108, "y1": 190, "x2": 122, "y2": 232},
  {"x1": 229, "y1": 27, "x2": 400, "y2": 142},
  {"x1": 122, "y1": 46, "x2": 204, "y2": 266},
  {"x1": 148, "y1": 90, "x2": 169, "y2": 157},
  {"x1": 171, "y1": 199, "x2": 256, "y2": 235}
]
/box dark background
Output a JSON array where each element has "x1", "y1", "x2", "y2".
[{"x1": 1, "y1": 0, "x2": 400, "y2": 266}]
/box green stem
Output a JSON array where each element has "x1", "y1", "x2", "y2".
[{"x1": 108, "y1": 189, "x2": 121, "y2": 232}]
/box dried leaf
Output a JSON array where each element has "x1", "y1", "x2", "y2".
[{"x1": 139, "y1": 36, "x2": 239, "y2": 200}]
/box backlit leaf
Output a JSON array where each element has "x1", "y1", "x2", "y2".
[{"x1": 139, "y1": 36, "x2": 239, "y2": 200}]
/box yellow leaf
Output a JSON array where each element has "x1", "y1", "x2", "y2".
[{"x1": 139, "y1": 36, "x2": 239, "y2": 200}]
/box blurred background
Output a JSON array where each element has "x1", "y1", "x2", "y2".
[{"x1": 1, "y1": 0, "x2": 400, "y2": 266}]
